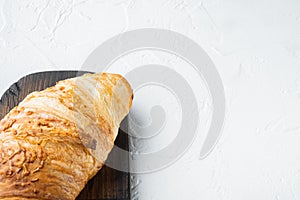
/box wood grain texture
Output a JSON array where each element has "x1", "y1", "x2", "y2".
[{"x1": 0, "y1": 71, "x2": 130, "y2": 200}]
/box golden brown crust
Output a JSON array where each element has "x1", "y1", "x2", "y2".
[{"x1": 0, "y1": 73, "x2": 133, "y2": 200}]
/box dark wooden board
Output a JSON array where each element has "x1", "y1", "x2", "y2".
[{"x1": 0, "y1": 71, "x2": 130, "y2": 200}]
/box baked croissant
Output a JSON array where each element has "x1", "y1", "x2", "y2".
[{"x1": 0, "y1": 73, "x2": 133, "y2": 200}]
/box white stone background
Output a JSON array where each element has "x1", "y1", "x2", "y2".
[{"x1": 1, "y1": 0, "x2": 300, "y2": 199}]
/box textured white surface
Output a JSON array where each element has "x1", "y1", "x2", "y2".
[{"x1": 1, "y1": 0, "x2": 300, "y2": 199}]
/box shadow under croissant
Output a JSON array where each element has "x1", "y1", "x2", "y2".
[{"x1": 0, "y1": 71, "x2": 130, "y2": 200}]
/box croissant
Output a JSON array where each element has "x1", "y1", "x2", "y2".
[{"x1": 0, "y1": 73, "x2": 133, "y2": 200}]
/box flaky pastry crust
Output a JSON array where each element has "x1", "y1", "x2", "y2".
[{"x1": 0, "y1": 73, "x2": 133, "y2": 200}]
